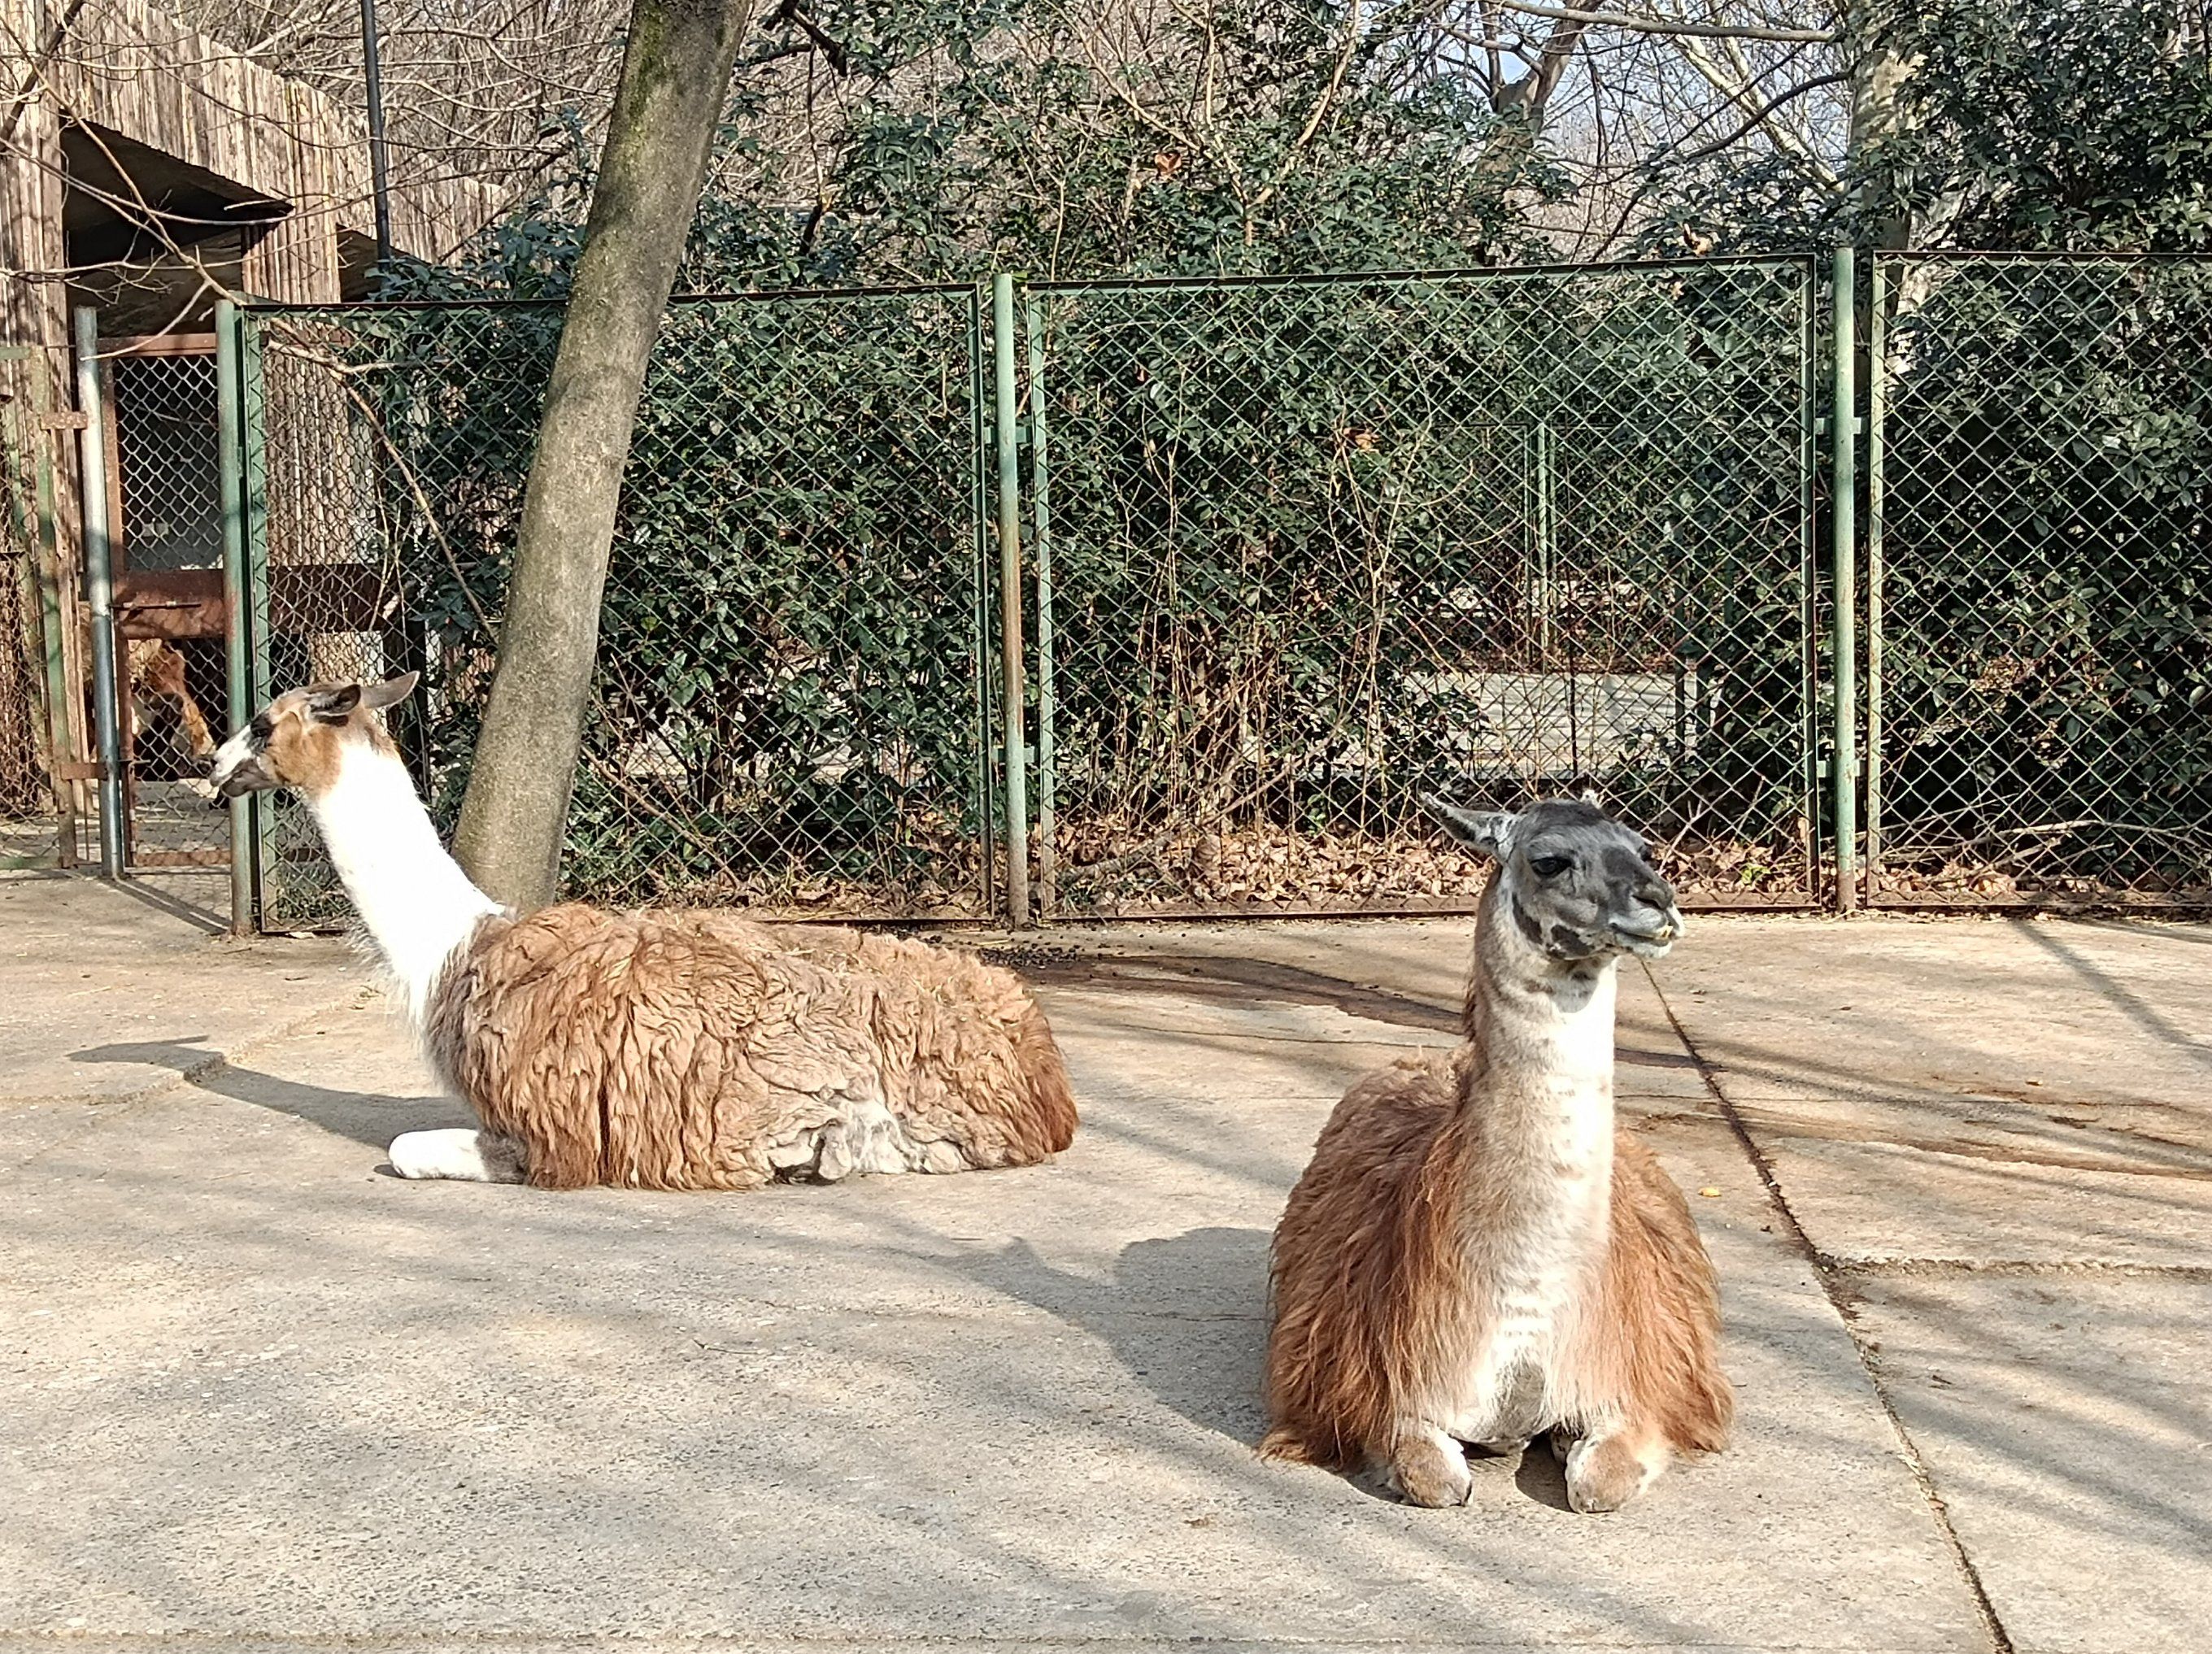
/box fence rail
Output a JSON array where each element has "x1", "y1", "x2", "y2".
[{"x1": 205, "y1": 250, "x2": 2212, "y2": 930}]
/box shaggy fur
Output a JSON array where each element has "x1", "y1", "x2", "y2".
[
  {"x1": 211, "y1": 676, "x2": 1078, "y2": 1191},
  {"x1": 423, "y1": 905, "x2": 1078, "y2": 1190},
  {"x1": 129, "y1": 638, "x2": 216, "y2": 762},
  {"x1": 1262, "y1": 802, "x2": 1730, "y2": 1513}
]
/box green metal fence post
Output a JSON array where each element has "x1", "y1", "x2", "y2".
[
  {"x1": 1831, "y1": 246, "x2": 1859, "y2": 914},
  {"x1": 1864, "y1": 257, "x2": 1886, "y2": 899},
  {"x1": 965, "y1": 285, "x2": 997, "y2": 917},
  {"x1": 216, "y1": 300, "x2": 255, "y2": 934},
  {"x1": 240, "y1": 313, "x2": 275, "y2": 916},
  {"x1": 1796, "y1": 255, "x2": 1821, "y2": 886},
  {"x1": 1023, "y1": 294, "x2": 1056, "y2": 922},
  {"x1": 991, "y1": 272, "x2": 1030, "y2": 929}
]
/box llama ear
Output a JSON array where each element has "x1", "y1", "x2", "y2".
[
  {"x1": 306, "y1": 683, "x2": 362, "y2": 725},
  {"x1": 360, "y1": 672, "x2": 420, "y2": 712},
  {"x1": 1422, "y1": 794, "x2": 1514, "y2": 860}
]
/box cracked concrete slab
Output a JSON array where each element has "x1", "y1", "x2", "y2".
[
  {"x1": 0, "y1": 890, "x2": 1988, "y2": 1652},
  {"x1": 1844, "y1": 1270, "x2": 2212, "y2": 1654},
  {"x1": 1, "y1": 873, "x2": 361, "y2": 1106},
  {"x1": 1652, "y1": 915, "x2": 2212, "y2": 1267}
]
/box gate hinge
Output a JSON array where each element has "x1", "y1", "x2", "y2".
[
  {"x1": 37, "y1": 411, "x2": 89, "y2": 431},
  {"x1": 53, "y1": 760, "x2": 107, "y2": 780}
]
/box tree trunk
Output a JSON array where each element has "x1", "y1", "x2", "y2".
[{"x1": 451, "y1": 0, "x2": 757, "y2": 910}]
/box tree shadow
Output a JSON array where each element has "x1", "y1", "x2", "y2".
[
  {"x1": 1023, "y1": 953, "x2": 1461, "y2": 1034},
  {"x1": 69, "y1": 1037, "x2": 468, "y2": 1152},
  {"x1": 945, "y1": 1223, "x2": 1582, "y2": 1510}
]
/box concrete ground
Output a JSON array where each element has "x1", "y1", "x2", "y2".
[{"x1": 2, "y1": 869, "x2": 2207, "y2": 1654}]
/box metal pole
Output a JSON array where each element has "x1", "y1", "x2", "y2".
[
  {"x1": 359, "y1": 0, "x2": 394, "y2": 268},
  {"x1": 72, "y1": 305, "x2": 124, "y2": 880},
  {"x1": 216, "y1": 301, "x2": 255, "y2": 934},
  {"x1": 991, "y1": 273, "x2": 1030, "y2": 928},
  {"x1": 965, "y1": 288, "x2": 995, "y2": 916},
  {"x1": 1864, "y1": 258, "x2": 1886, "y2": 899},
  {"x1": 1831, "y1": 247, "x2": 1858, "y2": 914},
  {"x1": 1024, "y1": 295, "x2": 1056, "y2": 921}
]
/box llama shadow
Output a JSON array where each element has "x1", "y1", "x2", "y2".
[
  {"x1": 70, "y1": 1037, "x2": 470, "y2": 1156},
  {"x1": 948, "y1": 1224, "x2": 1575, "y2": 1509},
  {"x1": 947, "y1": 1225, "x2": 1272, "y2": 1446}
]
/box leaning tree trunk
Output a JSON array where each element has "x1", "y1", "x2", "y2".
[{"x1": 452, "y1": 0, "x2": 757, "y2": 910}]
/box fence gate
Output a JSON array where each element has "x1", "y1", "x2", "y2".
[
  {"x1": 96, "y1": 332, "x2": 233, "y2": 873},
  {"x1": 1859, "y1": 253, "x2": 2212, "y2": 908},
  {"x1": 233, "y1": 288, "x2": 1000, "y2": 929},
  {"x1": 1017, "y1": 260, "x2": 1822, "y2": 916}
]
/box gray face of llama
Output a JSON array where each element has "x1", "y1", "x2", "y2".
[{"x1": 1423, "y1": 794, "x2": 1683, "y2": 962}]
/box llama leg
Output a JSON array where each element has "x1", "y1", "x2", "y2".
[
  {"x1": 388, "y1": 1128, "x2": 526, "y2": 1183},
  {"x1": 1561, "y1": 1417, "x2": 1670, "y2": 1514},
  {"x1": 1389, "y1": 1424, "x2": 1474, "y2": 1508}
]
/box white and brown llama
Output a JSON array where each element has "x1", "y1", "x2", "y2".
[
  {"x1": 1262, "y1": 795, "x2": 1729, "y2": 1513},
  {"x1": 209, "y1": 674, "x2": 1078, "y2": 1190}
]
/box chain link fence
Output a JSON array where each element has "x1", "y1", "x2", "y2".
[
  {"x1": 240, "y1": 287, "x2": 996, "y2": 926},
  {"x1": 1, "y1": 468, "x2": 47, "y2": 842},
  {"x1": 223, "y1": 253, "x2": 2211, "y2": 929},
  {"x1": 1865, "y1": 254, "x2": 2212, "y2": 908},
  {"x1": 1023, "y1": 261, "x2": 1820, "y2": 914}
]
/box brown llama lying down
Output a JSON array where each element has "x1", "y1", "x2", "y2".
[
  {"x1": 209, "y1": 674, "x2": 1077, "y2": 1190},
  {"x1": 1263, "y1": 796, "x2": 1730, "y2": 1513}
]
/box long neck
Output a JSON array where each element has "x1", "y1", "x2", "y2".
[
  {"x1": 306, "y1": 740, "x2": 503, "y2": 1025},
  {"x1": 1458, "y1": 876, "x2": 1620, "y2": 1164}
]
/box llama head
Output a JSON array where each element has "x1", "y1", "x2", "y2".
[
  {"x1": 210, "y1": 673, "x2": 418, "y2": 803},
  {"x1": 1422, "y1": 792, "x2": 1683, "y2": 961}
]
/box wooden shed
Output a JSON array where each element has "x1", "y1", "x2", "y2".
[{"x1": 0, "y1": 0, "x2": 496, "y2": 874}]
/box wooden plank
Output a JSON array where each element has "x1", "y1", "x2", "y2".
[
  {"x1": 133, "y1": 847, "x2": 230, "y2": 867},
  {"x1": 115, "y1": 568, "x2": 225, "y2": 639},
  {"x1": 105, "y1": 333, "x2": 218, "y2": 358}
]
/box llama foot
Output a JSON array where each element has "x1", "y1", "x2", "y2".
[
  {"x1": 388, "y1": 1129, "x2": 525, "y2": 1183},
  {"x1": 1390, "y1": 1428, "x2": 1474, "y2": 1508},
  {"x1": 1562, "y1": 1422, "x2": 1669, "y2": 1514}
]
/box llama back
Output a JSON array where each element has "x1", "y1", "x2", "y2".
[
  {"x1": 1262, "y1": 1053, "x2": 1471, "y2": 1469},
  {"x1": 428, "y1": 907, "x2": 1075, "y2": 1188},
  {"x1": 428, "y1": 905, "x2": 796, "y2": 1190},
  {"x1": 839, "y1": 930, "x2": 1077, "y2": 1165}
]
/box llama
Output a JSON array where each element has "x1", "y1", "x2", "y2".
[
  {"x1": 129, "y1": 638, "x2": 216, "y2": 766},
  {"x1": 1261, "y1": 795, "x2": 1729, "y2": 1513},
  {"x1": 208, "y1": 674, "x2": 1078, "y2": 1190}
]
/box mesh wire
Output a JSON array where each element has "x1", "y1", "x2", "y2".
[
  {"x1": 235, "y1": 255, "x2": 2212, "y2": 924},
  {"x1": 1024, "y1": 262, "x2": 1819, "y2": 913},
  {"x1": 107, "y1": 350, "x2": 230, "y2": 869},
  {"x1": 111, "y1": 355, "x2": 223, "y2": 571},
  {"x1": 243, "y1": 289, "x2": 995, "y2": 926},
  {"x1": 0, "y1": 504, "x2": 44, "y2": 829},
  {"x1": 1866, "y1": 255, "x2": 2212, "y2": 907}
]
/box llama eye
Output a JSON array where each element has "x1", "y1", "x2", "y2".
[{"x1": 1528, "y1": 855, "x2": 1570, "y2": 878}]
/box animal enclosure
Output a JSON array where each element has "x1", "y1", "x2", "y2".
[{"x1": 207, "y1": 251, "x2": 2210, "y2": 929}]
